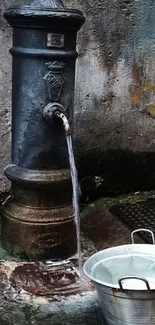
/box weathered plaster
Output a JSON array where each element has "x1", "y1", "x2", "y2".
[
  {"x1": 70, "y1": 0, "x2": 155, "y2": 154},
  {"x1": 0, "y1": 1, "x2": 12, "y2": 193},
  {"x1": 1, "y1": 0, "x2": 155, "y2": 194}
]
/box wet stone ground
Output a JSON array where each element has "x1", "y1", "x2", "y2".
[
  {"x1": 81, "y1": 190, "x2": 152, "y2": 249},
  {"x1": 0, "y1": 190, "x2": 154, "y2": 325}
]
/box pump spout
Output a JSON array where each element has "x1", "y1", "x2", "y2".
[
  {"x1": 43, "y1": 102, "x2": 71, "y2": 135},
  {"x1": 55, "y1": 112, "x2": 71, "y2": 136}
]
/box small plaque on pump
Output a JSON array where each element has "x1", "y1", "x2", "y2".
[{"x1": 47, "y1": 33, "x2": 64, "y2": 48}]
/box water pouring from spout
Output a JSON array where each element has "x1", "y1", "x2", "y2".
[
  {"x1": 56, "y1": 111, "x2": 82, "y2": 274},
  {"x1": 43, "y1": 102, "x2": 83, "y2": 274}
]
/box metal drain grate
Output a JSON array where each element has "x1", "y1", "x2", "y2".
[{"x1": 109, "y1": 198, "x2": 155, "y2": 243}]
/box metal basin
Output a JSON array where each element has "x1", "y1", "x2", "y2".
[
  {"x1": 91, "y1": 254, "x2": 155, "y2": 288},
  {"x1": 83, "y1": 229, "x2": 155, "y2": 325}
]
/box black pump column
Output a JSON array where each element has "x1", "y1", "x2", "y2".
[{"x1": 1, "y1": 0, "x2": 85, "y2": 260}]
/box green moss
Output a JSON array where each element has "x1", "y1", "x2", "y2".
[{"x1": 94, "y1": 176, "x2": 104, "y2": 188}]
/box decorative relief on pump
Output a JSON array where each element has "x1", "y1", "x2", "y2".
[
  {"x1": 47, "y1": 33, "x2": 65, "y2": 48},
  {"x1": 43, "y1": 61, "x2": 66, "y2": 101}
]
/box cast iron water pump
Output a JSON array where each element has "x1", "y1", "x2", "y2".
[{"x1": 1, "y1": 0, "x2": 85, "y2": 260}]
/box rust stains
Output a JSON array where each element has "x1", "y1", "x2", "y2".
[
  {"x1": 146, "y1": 104, "x2": 155, "y2": 118},
  {"x1": 130, "y1": 62, "x2": 155, "y2": 108},
  {"x1": 130, "y1": 83, "x2": 155, "y2": 103},
  {"x1": 130, "y1": 87, "x2": 142, "y2": 103},
  {"x1": 112, "y1": 288, "x2": 118, "y2": 304},
  {"x1": 130, "y1": 84, "x2": 155, "y2": 116},
  {"x1": 10, "y1": 263, "x2": 81, "y2": 296},
  {"x1": 143, "y1": 84, "x2": 155, "y2": 92},
  {"x1": 9, "y1": 261, "x2": 93, "y2": 297}
]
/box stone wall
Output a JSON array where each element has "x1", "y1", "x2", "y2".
[{"x1": 1, "y1": 0, "x2": 155, "y2": 197}]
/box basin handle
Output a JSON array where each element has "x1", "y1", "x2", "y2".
[
  {"x1": 131, "y1": 228, "x2": 155, "y2": 245},
  {"x1": 118, "y1": 276, "x2": 151, "y2": 292}
]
